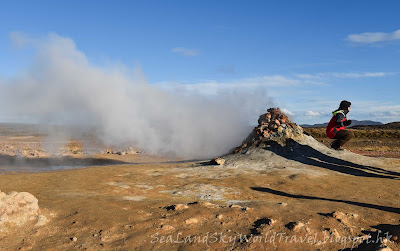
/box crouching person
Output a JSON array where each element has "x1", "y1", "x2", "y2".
[{"x1": 326, "y1": 100, "x2": 354, "y2": 150}]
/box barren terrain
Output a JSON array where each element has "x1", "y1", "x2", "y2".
[
  {"x1": 0, "y1": 122, "x2": 399, "y2": 250},
  {"x1": 303, "y1": 122, "x2": 400, "y2": 158}
]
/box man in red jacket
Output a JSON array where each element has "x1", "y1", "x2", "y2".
[{"x1": 326, "y1": 100, "x2": 354, "y2": 150}]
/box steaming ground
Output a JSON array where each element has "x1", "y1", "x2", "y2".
[{"x1": 0, "y1": 33, "x2": 274, "y2": 159}]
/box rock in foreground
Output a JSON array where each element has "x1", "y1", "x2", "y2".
[{"x1": 0, "y1": 191, "x2": 42, "y2": 230}]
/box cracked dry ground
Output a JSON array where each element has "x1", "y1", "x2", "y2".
[{"x1": 0, "y1": 154, "x2": 400, "y2": 250}]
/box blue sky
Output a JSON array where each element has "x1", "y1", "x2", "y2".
[{"x1": 1, "y1": 0, "x2": 400, "y2": 125}]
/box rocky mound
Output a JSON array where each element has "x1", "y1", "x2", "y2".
[
  {"x1": 215, "y1": 108, "x2": 388, "y2": 173},
  {"x1": 233, "y1": 108, "x2": 304, "y2": 153}
]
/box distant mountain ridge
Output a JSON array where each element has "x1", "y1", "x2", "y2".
[
  {"x1": 301, "y1": 120, "x2": 383, "y2": 128},
  {"x1": 351, "y1": 122, "x2": 400, "y2": 130}
]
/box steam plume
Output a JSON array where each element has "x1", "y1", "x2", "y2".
[{"x1": 0, "y1": 33, "x2": 273, "y2": 158}]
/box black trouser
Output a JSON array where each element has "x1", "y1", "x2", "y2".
[{"x1": 332, "y1": 129, "x2": 354, "y2": 148}]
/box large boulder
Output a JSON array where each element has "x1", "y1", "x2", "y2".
[{"x1": 0, "y1": 190, "x2": 40, "y2": 229}]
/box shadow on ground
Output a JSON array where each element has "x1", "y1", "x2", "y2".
[
  {"x1": 251, "y1": 187, "x2": 400, "y2": 215},
  {"x1": 265, "y1": 139, "x2": 400, "y2": 180}
]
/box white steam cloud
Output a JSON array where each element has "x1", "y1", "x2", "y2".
[{"x1": 0, "y1": 33, "x2": 274, "y2": 159}]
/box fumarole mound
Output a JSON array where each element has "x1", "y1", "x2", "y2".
[
  {"x1": 233, "y1": 107, "x2": 304, "y2": 152},
  {"x1": 219, "y1": 107, "x2": 383, "y2": 169}
]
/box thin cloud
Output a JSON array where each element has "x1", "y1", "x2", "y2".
[
  {"x1": 342, "y1": 101, "x2": 400, "y2": 122},
  {"x1": 365, "y1": 111, "x2": 400, "y2": 120},
  {"x1": 156, "y1": 75, "x2": 302, "y2": 96},
  {"x1": 171, "y1": 47, "x2": 199, "y2": 57},
  {"x1": 330, "y1": 72, "x2": 388, "y2": 78},
  {"x1": 296, "y1": 72, "x2": 390, "y2": 80},
  {"x1": 346, "y1": 29, "x2": 400, "y2": 44},
  {"x1": 305, "y1": 111, "x2": 321, "y2": 117},
  {"x1": 243, "y1": 75, "x2": 300, "y2": 87}
]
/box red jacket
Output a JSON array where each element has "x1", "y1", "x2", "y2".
[{"x1": 326, "y1": 110, "x2": 348, "y2": 139}]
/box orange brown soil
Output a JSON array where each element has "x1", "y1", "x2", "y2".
[
  {"x1": 0, "y1": 124, "x2": 399, "y2": 250},
  {"x1": 1, "y1": 156, "x2": 400, "y2": 250}
]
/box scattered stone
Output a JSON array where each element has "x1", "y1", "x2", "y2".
[
  {"x1": 327, "y1": 228, "x2": 340, "y2": 238},
  {"x1": 216, "y1": 214, "x2": 223, "y2": 220},
  {"x1": 104, "y1": 148, "x2": 113, "y2": 154},
  {"x1": 285, "y1": 221, "x2": 305, "y2": 231},
  {"x1": 99, "y1": 229, "x2": 126, "y2": 243},
  {"x1": 175, "y1": 204, "x2": 189, "y2": 210},
  {"x1": 201, "y1": 202, "x2": 218, "y2": 208},
  {"x1": 185, "y1": 218, "x2": 200, "y2": 224},
  {"x1": 105, "y1": 147, "x2": 140, "y2": 155},
  {"x1": 127, "y1": 147, "x2": 140, "y2": 154},
  {"x1": 213, "y1": 157, "x2": 225, "y2": 165},
  {"x1": 332, "y1": 211, "x2": 358, "y2": 226},
  {"x1": 35, "y1": 215, "x2": 49, "y2": 227},
  {"x1": 377, "y1": 245, "x2": 392, "y2": 251},
  {"x1": 164, "y1": 204, "x2": 189, "y2": 211},
  {"x1": 278, "y1": 202, "x2": 288, "y2": 207},
  {"x1": 229, "y1": 204, "x2": 242, "y2": 209},
  {"x1": 164, "y1": 183, "x2": 238, "y2": 201},
  {"x1": 71, "y1": 237, "x2": 78, "y2": 242},
  {"x1": 250, "y1": 218, "x2": 274, "y2": 235},
  {"x1": 160, "y1": 224, "x2": 175, "y2": 231},
  {"x1": 228, "y1": 204, "x2": 251, "y2": 211}
]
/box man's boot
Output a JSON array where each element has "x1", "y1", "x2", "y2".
[{"x1": 330, "y1": 140, "x2": 340, "y2": 150}]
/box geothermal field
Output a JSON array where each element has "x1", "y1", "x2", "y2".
[{"x1": 0, "y1": 108, "x2": 399, "y2": 250}]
